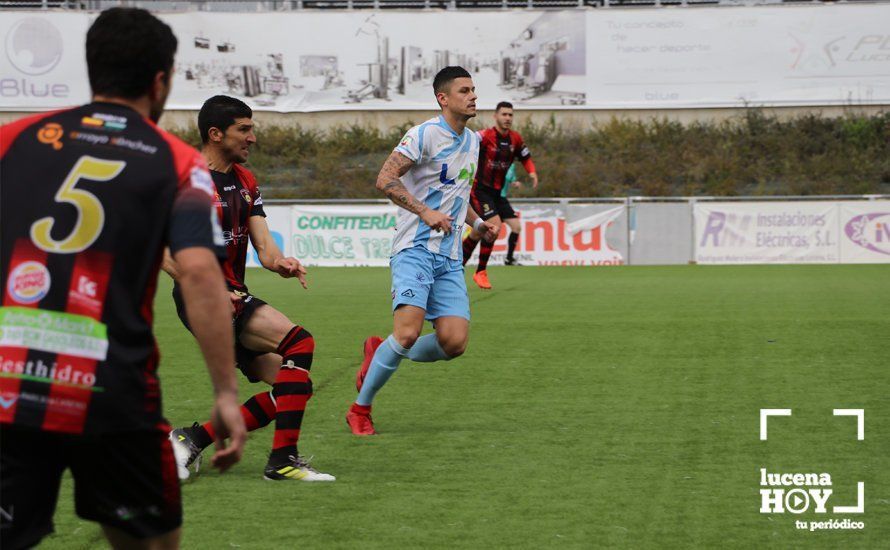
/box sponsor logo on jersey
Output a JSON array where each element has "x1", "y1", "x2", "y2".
[
  {"x1": 69, "y1": 275, "x2": 101, "y2": 310},
  {"x1": 81, "y1": 113, "x2": 127, "y2": 131},
  {"x1": 69, "y1": 131, "x2": 109, "y2": 146},
  {"x1": 0, "y1": 393, "x2": 17, "y2": 410},
  {"x1": 108, "y1": 136, "x2": 157, "y2": 155},
  {"x1": 223, "y1": 226, "x2": 249, "y2": 245},
  {"x1": 37, "y1": 122, "x2": 63, "y2": 150},
  {"x1": 7, "y1": 261, "x2": 51, "y2": 304},
  {"x1": 438, "y1": 162, "x2": 476, "y2": 186}
]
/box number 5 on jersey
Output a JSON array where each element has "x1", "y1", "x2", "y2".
[{"x1": 30, "y1": 156, "x2": 126, "y2": 254}]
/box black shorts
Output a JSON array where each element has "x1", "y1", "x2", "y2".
[
  {"x1": 172, "y1": 285, "x2": 268, "y2": 383},
  {"x1": 0, "y1": 425, "x2": 181, "y2": 549},
  {"x1": 470, "y1": 185, "x2": 516, "y2": 221}
]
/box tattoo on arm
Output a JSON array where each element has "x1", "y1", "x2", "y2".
[{"x1": 377, "y1": 152, "x2": 427, "y2": 216}]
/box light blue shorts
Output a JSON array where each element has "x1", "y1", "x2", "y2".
[{"x1": 390, "y1": 246, "x2": 470, "y2": 321}]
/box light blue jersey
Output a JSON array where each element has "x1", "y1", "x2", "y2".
[{"x1": 391, "y1": 116, "x2": 480, "y2": 261}]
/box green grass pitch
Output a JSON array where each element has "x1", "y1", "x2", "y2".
[{"x1": 41, "y1": 265, "x2": 888, "y2": 549}]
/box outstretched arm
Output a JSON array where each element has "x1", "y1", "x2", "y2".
[
  {"x1": 377, "y1": 151, "x2": 453, "y2": 234},
  {"x1": 248, "y1": 216, "x2": 307, "y2": 288}
]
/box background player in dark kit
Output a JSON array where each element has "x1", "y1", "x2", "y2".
[{"x1": 462, "y1": 102, "x2": 539, "y2": 289}]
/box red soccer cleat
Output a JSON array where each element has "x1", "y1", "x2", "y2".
[
  {"x1": 356, "y1": 336, "x2": 384, "y2": 392},
  {"x1": 472, "y1": 270, "x2": 492, "y2": 290},
  {"x1": 346, "y1": 403, "x2": 377, "y2": 435}
]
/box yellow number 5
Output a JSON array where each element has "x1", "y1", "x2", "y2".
[{"x1": 31, "y1": 156, "x2": 126, "y2": 254}]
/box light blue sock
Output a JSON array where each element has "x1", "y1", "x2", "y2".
[
  {"x1": 356, "y1": 335, "x2": 408, "y2": 406},
  {"x1": 407, "y1": 333, "x2": 450, "y2": 363}
]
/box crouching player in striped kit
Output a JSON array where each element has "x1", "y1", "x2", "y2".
[
  {"x1": 346, "y1": 67, "x2": 498, "y2": 435},
  {"x1": 165, "y1": 96, "x2": 334, "y2": 481}
]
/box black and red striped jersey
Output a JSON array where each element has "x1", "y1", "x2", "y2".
[
  {"x1": 0, "y1": 102, "x2": 223, "y2": 435},
  {"x1": 474, "y1": 127, "x2": 532, "y2": 192},
  {"x1": 212, "y1": 164, "x2": 265, "y2": 291}
]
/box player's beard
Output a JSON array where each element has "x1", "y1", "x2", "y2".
[
  {"x1": 229, "y1": 146, "x2": 249, "y2": 164},
  {"x1": 148, "y1": 73, "x2": 173, "y2": 124},
  {"x1": 148, "y1": 88, "x2": 169, "y2": 123},
  {"x1": 148, "y1": 102, "x2": 164, "y2": 123}
]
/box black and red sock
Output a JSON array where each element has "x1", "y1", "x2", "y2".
[
  {"x1": 477, "y1": 241, "x2": 493, "y2": 272},
  {"x1": 462, "y1": 234, "x2": 479, "y2": 266},
  {"x1": 196, "y1": 390, "x2": 276, "y2": 448},
  {"x1": 241, "y1": 390, "x2": 276, "y2": 431},
  {"x1": 507, "y1": 232, "x2": 519, "y2": 261},
  {"x1": 269, "y1": 326, "x2": 315, "y2": 462}
]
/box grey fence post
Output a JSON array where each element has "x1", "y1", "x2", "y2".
[
  {"x1": 625, "y1": 197, "x2": 633, "y2": 266},
  {"x1": 688, "y1": 198, "x2": 697, "y2": 264}
]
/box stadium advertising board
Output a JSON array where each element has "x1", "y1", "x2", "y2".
[
  {"x1": 838, "y1": 200, "x2": 890, "y2": 264},
  {"x1": 465, "y1": 203, "x2": 625, "y2": 267},
  {"x1": 257, "y1": 203, "x2": 625, "y2": 267},
  {"x1": 586, "y1": 4, "x2": 890, "y2": 109},
  {"x1": 694, "y1": 201, "x2": 890, "y2": 265},
  {"x1": 2, "y1": 5, "x2": 889, "y2": 112},
  {"x1": 287, "y1": 204, "x2": 399, "y2": 267},
  {"x1": 694, "y1": 202, "x2": 839, "y2": 264}
]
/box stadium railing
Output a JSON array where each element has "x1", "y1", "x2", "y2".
[
  {"x1": 2, "y1": 0, "x2": 883, "y2": 10},
  {"x1": 262, "y1": 194, "x2": 889, "y2": 266}
]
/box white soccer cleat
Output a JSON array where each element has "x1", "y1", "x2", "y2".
[
  {"x1": 263, "y1": 455, "x2": 336, "y2": 482},
  {"x1": 169, "y1": 425, "x2": 203, "y2": 481}
]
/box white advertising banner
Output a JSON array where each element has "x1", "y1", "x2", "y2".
[
  {"x1": 260, "y1": 203, "x2": 624, "y2": 267},
  {"x1": 838, "y1": 200, "x2": 890, "y2": 264},
  {"x1": 0, "y1": 10, "x2": 585, "y2": 111},
  {"x1": 694, "y1": 202, "x2": 839, "y2": 264},
  {"x1": 288, "y1": 204, "x2": 399, "y2": 267},
  {"x1": 587, "y1": 5, "x2": 890, "y2": 108},
  {"x1": 449, "y1": 203, "x2": 624, "y2": 267},
  {"x1": 2, "y1": 5, "x2": 888, "y2": 112}
]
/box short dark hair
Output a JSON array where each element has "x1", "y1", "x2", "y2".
[
  {"x1": 496, "y1": 101, "x2": 514, "y2": 112},
  {"x1": 86, "y1": 8, "x2": 177, "y2": 99},
  {"x1": 198, "y1": 95, "x2": 253, "y2": 144},
  {"x1": 433, "y1": 66, "x2": 472, "y2": 96}
]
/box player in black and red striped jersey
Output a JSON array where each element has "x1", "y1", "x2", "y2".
[
  {"x1": 164, "y1": 96, "x2": 334, "y2": 482},
  {"x1": 0, "y1": 9, "x2": 245, "y2": 550},
  {"x1": 462, "y1": 101, "x2": 540, "y2": 289}
]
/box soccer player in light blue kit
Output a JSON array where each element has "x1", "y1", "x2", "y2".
[{"x1": 346, "y1": 66, "x2": 497, "y2": 435}]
